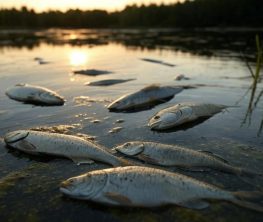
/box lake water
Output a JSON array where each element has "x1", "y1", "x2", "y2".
[{"x1": 0, "y1": 29, "x2": 263, "y2": 222}]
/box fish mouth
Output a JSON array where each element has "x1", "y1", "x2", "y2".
[
  {"x1": 60, "y1": 181, "x2": 73, "y2": 195},
  {"x1": 60, "y1": 187, "x2": 73, "y2": 196},
  {"x1": 148, "y1": 120, "x2": 162, "y2": 130}
]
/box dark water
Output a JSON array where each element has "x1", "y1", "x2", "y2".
[{"x1": 0, "y1": 29, "x2": 263, "y2": 222}]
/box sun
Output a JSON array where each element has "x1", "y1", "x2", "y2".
[{"x1": 69, "y1": 50, "x2": 88, "y2": 66}]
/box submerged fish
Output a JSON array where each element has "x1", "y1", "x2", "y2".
[
  {"x1": 74, "y1": 69, "x2": 112, "y2": 76},
  {"x1": 149, "y1": 102, "x2": 227, "y2": 130},
  {"x1": 4, "y1": 130, "x2": 129, "y2": 166},
  {"x1": 60, "y1": 166, "x2": 263, "y2": 211},
  {"x1": 6, "y1": 84, "x2": 65, "y2": 106},
  {"x1": 85, "y1": 79, "x2": 135, "y2": 86},
  {"x1": 115, "y1": 141, "x2": 259, "y2": 176},
  {"x1": 107, "y1": 85, "x2": 183, "y2": 111}
]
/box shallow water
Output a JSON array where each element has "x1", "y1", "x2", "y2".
[{"x1": 0, "y1": 29, "x2": 263, "y2": 222}]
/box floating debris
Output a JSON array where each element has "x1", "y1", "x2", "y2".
[
  {"x1": 85, "y1": 78, "x2": 136, "y2": 86},
  {"x1": 74, "y1": 96, "x2": 111, "y2": 106},
  {"x1": 84, "y1": 117, "x2": 94, "y2": 121},
  {"x1": 38, "y1": 60, "x2": 50, "y2": 65},
  {"x1": 141, "y1": 58, "x2": 175, "y2": 67},
  {"x1": 174, "y1": 74, "x2": 190, "y2": 81},
  {"x1": 108, "y1": 84, "x2": 183, "y2": 112},
  {"x1": 73, "y1": 69, "x2": 113, "y2": 76},
  {"x1": 149, "y1": 102, "x2": 228, "y2": 130},
  {"x1": 60, "y1": 166, "x2": 263, "y2": 211},
  {"x1": 109, "y1": 127, "x2": 123, "y2": 134},
  {"x1": 115, "y1": 119, "x2": 125, "y2": 124},
  {"x1": 31, "y1": 125, "x2": 76, "y2": 134},
  {"x1": 34, "y1": 57, "x2": 43, "y2": 61},
  {"x1": 91, "y1": 119, "x2": 101, "y2": 124},
  {"x1": 6, "y1": 83, "x2": 65, "y2": 106},
  {"x1": 76, "y1": 133, "x2": 97, "y2": 141},
  {"x1": 4, "y1": 130, "x2": 129, "y2": 166}
]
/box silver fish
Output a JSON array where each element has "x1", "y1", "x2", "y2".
[
  {"x1": 85, "y1": 79, "x2": 135, "y2": 86},
  {"x1": 74, "y1": 69, "x2": 112, "y2": 76},
  {"x1": 107, "y1": 85, "x2": 183, "y2": 111},
  {"x1": 4, "y1": 130, "x2": 129, "y2": 166},
  {"x1": 115, "y1": 141, "x2": 259, "y2": 176},
  {"x1": 6, "y1": 84, "x2": 64, "y2": 106},
  {"x1": 149, "y1": 102, "x2": 227, "y2": 130},
  {"x1": 60, "y1": 166, "x2": 263, "y2": 212}
]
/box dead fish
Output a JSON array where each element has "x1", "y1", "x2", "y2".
[
  {"x1": 4, "y1": 130, "x2": 129, "y2": 166},
  {"x1": 91, "y1": 119, "x2": 101, "y2": 124},
  {"x1": 85, "y1": 79, "x2": 135, "y2": 86},
  {"x1": 175, "y1": 74, "x2": 190, "y2": 81},
  {"x1": 74, "y1": 69, "x2": 112, "y2": 76},
  {"x1": 107, "y1": 85, "x2": 183, "y2": 111},
  {"x1": 109, "y1": 127, "x2": 123, "y2": 134},
  {"x1": 115, "y1": 119, "x2": 125, "y2": 124},
  {"x1": 149, "y1": 102, "x2": 227, "y2": 130},
  {"x1": 141, "y1": 58, "x2": 175, "y2": 67},
  {"x1": 60, "y1": 166, "x2": 263, "y2": 212},
  {"x1": 114, "y1": 141, "x2": 260, "y2": 177},
  {"x1": 6, "y1": 84, "x2": 65, "y2": 106}
]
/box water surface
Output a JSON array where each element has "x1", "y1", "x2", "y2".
[{"x1": 0, "y1": 29, "x2": 263, "y2": 222}]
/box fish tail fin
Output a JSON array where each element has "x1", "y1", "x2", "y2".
[
  {"x1": 232, "y1": 167, "x2": 262, "y2": 178},
  {"x1": 231, "y1": 191, "x2": 263, "y2": 212},
  {"x1": 225, "y1": 165, "x2": 261, "y2": 178},
  {"x1": 239, "y1": 168, "x2": 262, "y2": 178}
]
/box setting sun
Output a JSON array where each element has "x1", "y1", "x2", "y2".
[{"x1": 69, "y1": 50, "x2": 88, "y2": 66}]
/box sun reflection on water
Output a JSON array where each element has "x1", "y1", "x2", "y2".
[{"x1": 69, "y1": 50, "x2": 88, "y2": 66}]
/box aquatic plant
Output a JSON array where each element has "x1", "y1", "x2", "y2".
[{"x1": 241, "y1": 35, "x2": 263, "y2": 136}]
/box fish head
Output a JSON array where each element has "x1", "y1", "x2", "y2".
[
  {"x1": 4, "y1": 130, "x2": 38, "y2": 153},
  {"x1": 38, "y1": 91, "x2": 65, "y2": 105},
  {"x1": 107, "y1": 95, "x2": 130, "y2": 110},
  {"x1": 60, "y1": 172, "x2": 107, "y2": 199},
  {"x1": 115, "y1": 142, "x2": 144, "y2": 156},
  {"x1": 4, "y1": 130, "x2": 29, "y2": 144},
  {"x1": 148, "y1": 106, "x2": 193, "y2": 130}
]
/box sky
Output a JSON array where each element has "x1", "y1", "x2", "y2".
[{"x1": 0, "y1": 0, "x2": 182, "y2": 12}]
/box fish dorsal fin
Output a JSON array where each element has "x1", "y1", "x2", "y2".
[
  {"x1": 104, "y1": 192, "x2": 132, "y2": 205},
  {"x1": 178, "y1": 199, "x2": 210, "y2": 210},
  {"x1": 141, "y1": 84, "x2": 160, "y2": 92},
  {"x1": 198, "y1": 150, "x2": 229, "y2": 163},
  {"x1": 71, "y1": 157, "x2": 95, "y2": 165}
]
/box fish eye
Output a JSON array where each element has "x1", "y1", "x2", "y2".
[
  {"x1": 154, "y1": 116, "x2": 160, "y2": 120},
  {"x1": 68, "y1": 179, "x2": 74, "y2": 183}
]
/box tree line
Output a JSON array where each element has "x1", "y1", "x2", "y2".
[{"x1": 0, "y1": 0, "x2": 262, "y2": 28}]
